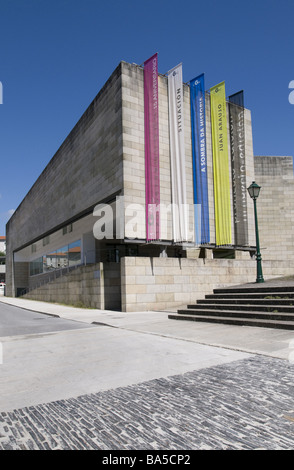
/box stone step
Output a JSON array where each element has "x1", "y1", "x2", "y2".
[
  {"x1": 177, "y1": 308, "x2": 294, "y2": 322},
  {"x1": 185, "y1": 303, "x2": 294, "y2": 313},
  {"x1": 213, "y1": 285, "x2": 294, "y2": 294},
  {"x1": 169, "y1": 283, "x2": 294, "y2": 330},
  {"x1": 196, "y1": 298, "x2": 294, "y2": 306},
  {"x1": 205, "y1": 292, "x2": 294, "y2": 300},
  {"x1": 168, "y1": 313, "x2": 294, "y2": 330}
]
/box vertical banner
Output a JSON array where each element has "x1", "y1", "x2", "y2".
[
  {"x1": 210, "y1": 81, "x2": 232, "y2": 245},
  {"x1": 168, "y1": 63, "x2": 188, "y2": 242},
  {"x1": 190, "y1": 74, "x2": 210, "y2": 244},
  {"x1": 229, "y1": 91, "x2": 248, "y2": 246},
  {"x1": 144, "y1": 53, "x2": 160, "y2": 241}
]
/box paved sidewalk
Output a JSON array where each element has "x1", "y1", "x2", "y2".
[
  {"x1": 0, "y1": 291, "x2": 294, "y2": 450},
  {"x1": 1, "y1": 355, "x2": 294, "y2": 450},
  {"x1": 0, "y1": 294, "x2": 294, "y2": 359}
]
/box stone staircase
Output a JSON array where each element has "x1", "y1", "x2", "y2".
[{"x1": 168, "y1": 284, "x2": 294, "y2": 330}]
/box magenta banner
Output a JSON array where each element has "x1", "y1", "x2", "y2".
[{"x1": 144, "y1": 53, "x2": 160, "y2": 241}]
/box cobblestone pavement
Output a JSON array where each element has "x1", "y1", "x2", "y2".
[{"x1": 1, "y1": 355, "x2": 294, "y2": 450}]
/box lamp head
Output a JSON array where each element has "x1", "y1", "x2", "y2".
[{"x1": 247, "y1": 181, "x2": 261, "y2": 200}]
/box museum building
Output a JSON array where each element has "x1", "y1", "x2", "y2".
[{"x1": 5, "y1": 57, "x2": 294, "y2": 312}]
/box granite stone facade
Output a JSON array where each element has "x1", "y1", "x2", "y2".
[
  {"x1": 255, "y1": 155, "x2": 294, "y2": 262},
  {"x1": 6, "y1": 63, "x2": 124, "y2": 297},
  {"x1": 6, "y1": 61, "x2": 291, "y2": 311}
]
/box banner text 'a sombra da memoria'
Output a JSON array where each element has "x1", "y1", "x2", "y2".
[
  {"x1": 190, "y1": 73, "x2": 210, "y2": 244},
  {"x1": 144, "y1": 53, "x2": 160, "y2": 241},
  {"x1": 210, "y1": 81, "x2": 232, "y2": 246},
  {"x1": 228, "y1": 91, "x2": 248, "y2": 246}
]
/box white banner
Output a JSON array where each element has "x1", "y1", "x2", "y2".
[{"x1": 168, "y1": 64, "x2": 188, "y2": 242}]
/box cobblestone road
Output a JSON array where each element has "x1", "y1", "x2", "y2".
[{"x1": 1, "y1": 355, "x2": 293, "y2": 450}]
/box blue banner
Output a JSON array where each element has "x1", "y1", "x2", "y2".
[{"x1": 190, "y1": 74, "x2": 210, "y2": 244}]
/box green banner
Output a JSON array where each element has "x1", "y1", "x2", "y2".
[{"x1": 210, "y1": 82, "x2": 232, "y2": 245}]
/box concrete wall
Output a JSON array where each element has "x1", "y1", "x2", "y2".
[
  {"x1": 13, "y1": 262, "x2": 29, "y2": 296},
  {"x1": 121, "y1": 256, "x2": 294, "y2": 312},
  {"x1": 6, "y1": 64, "x2": 124, "y2": 296},
  {"x1": 255, "y1": 156, "x2": 294, "y2": 261}
]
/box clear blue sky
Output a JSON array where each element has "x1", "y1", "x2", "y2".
[{"x1": 1, "y1": 0, "x2": 293, "y2": 235}]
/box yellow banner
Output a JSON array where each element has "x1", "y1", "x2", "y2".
[{"x1": 210, "y1": 82, "x2": 232, "y2": 245}]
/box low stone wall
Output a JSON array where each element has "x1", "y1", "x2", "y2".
[
  {"x1": 23, "y1": 262, "x2": 121, "y2": 310},
  {"x1": 121, "y1": 257, "x2": 294, "y2": 312},
  {"x1": 22, "y1": 256, "x2": 294, "y2": 312}
]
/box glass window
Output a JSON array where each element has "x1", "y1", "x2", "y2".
[
  {"x1": 44, "y1": 251, "x2": 57, "y2": 271},
  {"x1": 126, "y1": 245, "x2": 138, "y2": 256},
  {"x1": 29, "y1": 257, "x2": 43, "y2": 276},
  {"x1": 43, "y1": 235, "x2": 50, "y2": 246},
  {"x1": 213, "y1": 249, "x2": 235, "y2": 259},
  {"x1": 29, "y1": 239, "x2": 81, "y2": 276},
  {"x1": 68, "y1": 240, "x2": 81, "y2": 266},
  {"x1": 56, "y1": 246, "x2": 69, "y2": 268},
  {"x1": 63, "y1": 224, "x2": 73, "y2": 235}
]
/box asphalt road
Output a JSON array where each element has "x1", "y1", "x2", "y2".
[
  {"x1": 0, "y1": 302, "x2": 94, "y2": 337},
  {"x1": 0, "y1": 298, "x2": 293, "y2": 450}
]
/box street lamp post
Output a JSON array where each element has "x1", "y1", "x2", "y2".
[{"x1": 247, "y1": 181, "x2": 264, "y2": 283}]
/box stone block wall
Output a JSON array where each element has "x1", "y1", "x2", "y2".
[
  {"x1": 23, "y1": 262, "x2": 121, "y2": 310},
  {"x1": 121, "y1": 62, "x2": 255, "y2": 247},
  {"x1": 255, "y1": 156, "x2": 294, "y2": 261},
  {"x1": 6, "y1": 61, "x2": 275, "y2": 312},
  {"x1": 6, "y1": 64, "x2": 124, "y2": 296},
  {"x1": 22, "y1": 255, "x2": 294, "y2": 312},
  {"x1": 121, "y1": 256, "x2": 294, "y2": 312}
]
